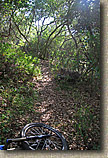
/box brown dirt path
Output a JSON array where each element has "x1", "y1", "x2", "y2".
[
  {"x1": 22, "y1": 59, "x2": 100, "y2": 150},
  {"x1": 31, "y1": 60, "x2": 77, "y2": 150}
]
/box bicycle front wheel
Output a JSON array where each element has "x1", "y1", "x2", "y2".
[{"x1": 20, "y1": 123, "x2": 68, "y2": 150}]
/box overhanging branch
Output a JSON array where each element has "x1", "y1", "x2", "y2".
[
  {"x1": 13, "y1": 21, "x2": 29, "y2": 43},
  {"x1": 67, "y1": 24, "x2": 78, "y2": 49}
]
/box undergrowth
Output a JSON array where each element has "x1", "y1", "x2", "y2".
[
  {"x1": 0, "y1": 43, "x2": 41, "y2": 144},
  {"x1": 54, "y1": 78, "x2": 100, "y2": 150}
]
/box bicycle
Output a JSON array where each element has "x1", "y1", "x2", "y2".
[{"x1": 0, "y1": 123, "x2": 68, "y2": 150}]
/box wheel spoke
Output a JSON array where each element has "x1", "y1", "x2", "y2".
[
  {"x1": 47, "y1": 139, "x2": 62, "y2": 150},
  {"x1": 21, "y1": 123, "x2": 67, "y2": 150},
  {"x1": 31, "y1": 128, "x2": 40, "y2": 134},
  {"x1": 34, "y1": 127, "x2": 41, "y2": 134},
  {"x1": 29, "y1": 130, "x2": 36, "y2": 135}
]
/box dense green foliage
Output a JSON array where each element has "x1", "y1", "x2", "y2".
[{"x1": 0, "y1": 0, "x2": 100, "y2": 149}]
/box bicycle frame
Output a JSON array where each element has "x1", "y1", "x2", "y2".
[
  {"x1": 0, "y1": 134, "x2": 51, "y2": 150},
  {"x1": 0, "y1": 122, "x2": 68, "y2": 150}
]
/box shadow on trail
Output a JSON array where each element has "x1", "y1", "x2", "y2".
[
  {"x1": 29, "y1": 60, "x2": 100, "y2": 150},
  {"x1": 30, "y1": 60, "x2": 78, "y2": 149}
]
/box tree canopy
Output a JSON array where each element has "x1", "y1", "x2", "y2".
[{"x1": 0, "y1": 0, "x2": 100, "y2": 76}]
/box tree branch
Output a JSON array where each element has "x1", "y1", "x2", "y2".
[
  {"x1": 1, "y1": 7, "x2": 16, "y2": 38},
  {"x1": 13, "y1": 21, "x2": 29, "y2": 43},
  {"x1": 48, "y1": 24, "x2": 65, "y2": 47},
  {"x1": 66, "y1": 24, "x2": 78, "y2": 49},
  {"x1": 45, "y1": 21, "x2": 67, "y2": 47},
  {"x1": 44, "y1": 21, "x2": 67, "y2": 56},
  {"x1": 59, "y1": 38, "x2": 73, "y2": 50},
  {"x1": 27, "y1": 10, "x2": 35, "y2": 35}
]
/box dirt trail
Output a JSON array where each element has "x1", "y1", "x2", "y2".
[
  {"x1": 30, "y1": 60, "x2": 78, "y2": 149},
  {"x1": 24, "y1": 59, "x2": 100, "y2": 150}
]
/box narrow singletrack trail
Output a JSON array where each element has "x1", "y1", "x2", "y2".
[
  {"x1": 26, "y1": 59, "x2": 100, "y2": 150},
  {"x1": 31, "y1": 60, "x2": 77, "y2": 149}
]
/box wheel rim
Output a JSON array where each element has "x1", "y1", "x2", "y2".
[{"x1": 21, "y1": 123, "x2": 67, "y2": 150}]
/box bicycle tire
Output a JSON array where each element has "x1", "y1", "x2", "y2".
[{"x1": 20, "y1": 123, "x2": 68, "y2": 150}]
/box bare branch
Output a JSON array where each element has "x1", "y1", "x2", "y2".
[
  {"x1": 13, "y1": 21, "x2": 29, "y2": 43},
  {"x1": 45, "y1": 21, "x2": 67, "y2": 46},
  {"x1": 48, "y1": 24, "x2": 65, "y2": 47},
  {"x1": 66, "y1": 24, "x2": 78, "y2": 49},
  {"x1": 59, "y1": 38, "x2": 73, "y2": 49},
  {"x1": 40, "y1": 20, "x2": 55, "y2": 33}
]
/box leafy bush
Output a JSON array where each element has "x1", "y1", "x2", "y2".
[
  {"x1": 0, "y1": 43, "x2": 41, "y2": 144},
  {"x1": 2, "y1": 44, "x2": 40, "y2": 75}
]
